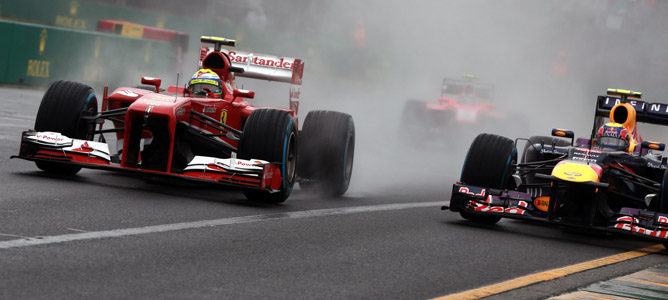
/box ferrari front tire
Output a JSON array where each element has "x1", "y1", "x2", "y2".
[
  {"x1": 238, "y1": 109, "x2": 297, "y2": 203},
  {"x1": 459, "y1": 133, "x2": 517, "y2": 224},
  {"x1": 297, "y1": 110, "x2": 355, "y2": 197},
  {"x1": 34, "y1": 80, "x2": 98, "y2": 175}
]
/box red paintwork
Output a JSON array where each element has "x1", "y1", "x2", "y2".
[
  {"x1": 106, "y1": 48, "x2": 296, "y2": 172},
  {"x1": 16, "y1": 46, "x2": 299, "y2": 193},
  {"x1": 426, "y1": 96, "x2": 506, "y2": 123},
  {"x1": 25, "y1": 144, "x2": 280, "y2": 190}
]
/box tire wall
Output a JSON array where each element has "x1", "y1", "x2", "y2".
[{"x1": 0, "y1": 19, "x2": 174, "y2": 88}]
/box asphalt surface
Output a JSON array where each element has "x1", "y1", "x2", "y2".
[{"x1": 0, "y1": 85, "x2": 666, "y2": 299}]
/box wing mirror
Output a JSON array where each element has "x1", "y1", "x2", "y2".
[
  {"x1": 551, "y1": 128, "x2": 574, "y2": 145},
  {"x1": 641, "y1": 141, "x2": 665, "y2": 151},
  {"x1": 141, "y1": 77, "x2": 162, "y2": 93},
  {"x1": 233, "y1": 89, "x2": 255, "y2": 99}
]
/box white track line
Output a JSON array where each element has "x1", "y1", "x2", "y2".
[{"x1": 0, "y1": 201, "x2": 442, "y2": 250}]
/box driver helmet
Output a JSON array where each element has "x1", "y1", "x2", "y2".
[
  {"x1": 188, "y1": 69, "x2": 222, "y2": 98},
  {"x1": 596, "y1": 122, "x2": 630, "y2": 151}
]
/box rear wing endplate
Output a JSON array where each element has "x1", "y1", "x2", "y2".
[{"x1": 596, "y1": 95, "x2": 668, "y2": 126}]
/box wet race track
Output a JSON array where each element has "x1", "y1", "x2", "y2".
[{"x1": 0, "y1": 86, "x2": 666, "y2": 299}]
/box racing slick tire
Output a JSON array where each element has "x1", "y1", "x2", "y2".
[
  {"x1": 238, "y1": 109, "x2": 297, "y2": 204},
  {"x1": 521, "y1": 136, "x2": 571, "y2": 184},
  {"x1": 297, "y1": 110, "x2": 355, "y2": 197},
  {"x1": 400, "y1": 99, "x2": 427, "y2": 141},
  {"x1": 33, "y1": 80, "x2": 98, "y2": 175},
  {"x1": 459, "y1": 133, "x2": 517, "y2": 224}
]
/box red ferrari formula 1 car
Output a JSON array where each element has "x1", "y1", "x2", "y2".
[
  {"x1": 13, "y1": 36, "x2": 355, "y2": 203},
  {"x1": 445, "y1": 89, "x2": 668, "y2": 246},
  {"x1": 400, "y1": 75, "x2": 525, "y2": 145}
]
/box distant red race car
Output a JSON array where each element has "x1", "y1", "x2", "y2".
[
  {"x1": 400, "y1": 75, "x2": 521, "y2": 143},
  {"x1": 13, "y1": 36, "x2": 355, "y2": 203}
]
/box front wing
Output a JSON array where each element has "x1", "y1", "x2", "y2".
[
  {"x1": 446, "y1": 183, "x2": 668, "y2": 243},
  {"x1": 12, "y1": 131, "x2": 283, "y2": 192}
]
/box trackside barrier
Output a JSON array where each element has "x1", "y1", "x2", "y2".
[
  {"x1": 0, "y1": 0, "x2": 245, "y2": 61},
  {"x1": 97, "y1": 20, "x2": 188, "y2": 71},
  {"x1": 0, "y1": 19, "x2": 176, "y2": 87}
]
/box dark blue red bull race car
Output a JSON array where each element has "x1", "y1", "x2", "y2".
[{"x1": 445, "y1": 89, "x2": 668, "y2": 246}]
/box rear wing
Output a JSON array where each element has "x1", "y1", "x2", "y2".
[
  {"x1": 197, "y1": 36, "x2": 304, "y2": 120},
  {"x1": 441, "y1": 78, "x2": 494, "y2": 99},
  {"x1": 596, "y1": 96, "x2": 668, "y2": 126},
  {"x1": 198, "y1": 47, "x2": 304, "y2": 86}
]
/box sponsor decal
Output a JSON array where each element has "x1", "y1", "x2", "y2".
[
  {"x1": 53, "y1": 2, "x2": 86, "y2": 30},
  {"x1": 647, "y1": 160, "x2": 666, "y2": 169},
  {"x1": 228, "y1": 51, "x2": 293, "y2": 69},
  {"x1": 26, "y1": 59, "x2": 50, "y2": 78},
  {"x1": 648, "y1": 103, "x2": 668, "y2": 116},
  {"x1": 34, "y1": 132, "x2": 70, "y2": 144},
  {"x1": 117, "y1": 90, "x2": 139, "y2": 97},
  {"x1": 534, "y1": 196, "x2": 550, "y2": 212},
  {"x1": 540, "y1": 148, "x2": 563, "y2": 155},
  {"x1": 614, "y1": 215, "x2": 668, "y2": 238},
  {"x1": 236, "y1": 160, "x2": 257, "y2": 167},
  {"x1": 142, "y1": 100, "x2": 165, "y2": 106},
  {"x1": 39, "y1": 29, "x2": 47, "y2": 56},
  {"x1": 220, "y1": 109, "x2": 228, "y2": 124},
  {"x1": 147, "y1": 94, "x2": 174, "y2": 101},
  {"x1": 176, "y1": 107, "x2": 186, "y2": 117},
  {"x1": 602, "y1": 97, "x2": 645, "y2": 112},
  {"x1": 571, "y1": 156, "x2": 597, "y2": 163},
  {"x1": 458, "y1": 186, "x2": 485, "y2": 197},
  {"x1": 203, "y1": 107, "x2": 217, "y2": 113},
  {"x1": 468, "y1": 202, "x2": 526, "y2": 215},
  {"x1": 72, "y1": 141, "x2": 93, "y2": 153}
]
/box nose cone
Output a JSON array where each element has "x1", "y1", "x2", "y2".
[{"x1": 551, "y1": 160, "x2": 602, "y2": 183}]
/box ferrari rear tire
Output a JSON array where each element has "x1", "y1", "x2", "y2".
[
  {"x1": 297, "y1": 110, "x2": 355, "y2": 197},
  {"x1": 459, "y1": 133, "x2": 517, "y2": 224},
  {"x1": 238, "y1": 109, "x2": 297, "y2": 204},
  {"x1": 34, "y1": 80, "x2": 98, "y2": 175}
]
